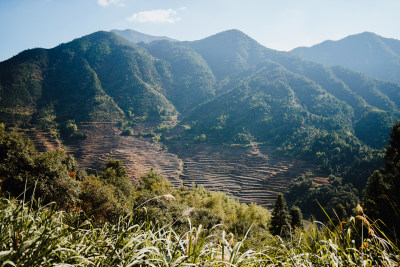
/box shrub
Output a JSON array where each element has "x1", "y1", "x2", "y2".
[{"x1": 80, "y1": 175, "x2": 125, "y2": 221}]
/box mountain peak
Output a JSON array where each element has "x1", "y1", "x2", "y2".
[
  {"x1": 110, "y1": 29, "x2": 177, "y2": 43},
  {"x1": 290, "y1": 32, "x2": 400, "y2": 83},
  {"x1": 198, "y1": 29, "x2": 257, "y2": 44}
]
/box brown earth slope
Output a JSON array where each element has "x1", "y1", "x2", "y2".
[
  {"x1": 18, "y1": 123, "x2": 327, "y2": 207},
  {"x1": 62, "y1": 123, "x2": 182, "y2": 184},
  {"x1": 169, "y1": 143, "x2": 326, "y2": 206}
]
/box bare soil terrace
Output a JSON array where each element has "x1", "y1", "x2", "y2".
[
  {"x1": 21, "y1": 123, "x2": 327, "y2": 207},
  {"x1": 168, "y1": 143, "x2": 327, "y2": 206}
]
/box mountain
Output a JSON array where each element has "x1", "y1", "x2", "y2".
[
  {"x1": 291, "y1": 32, "x2": 400, "y2": 83},
  {"x1": 1, "y1": 29, "x2": 400, "y2": 190},
  {"x1": 111, "y1": 29, "x2": 177, "y2": 44},
  {"x1": 140, "y1": 40, "x2": 216, "y2": 112},
  {"x1": 187, "y1": 29, "x2": 274, "y2": 80},
  {"x1": 0, "y1": 31, "x2": 180, "y2": 126}
]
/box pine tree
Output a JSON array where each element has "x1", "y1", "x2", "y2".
[
  {"x1": 289, "y1": 206, "x2": 303, "y2": 230},
  {"x1": 383, "y1": 122, "x2": 400, "y2": 209},
  {"x1": 362, "y1": 171, "x2": 391, "y2": 228},
  {"x1": 362, "y1": 122, "x2": 400, "y2": 239},
  {"x1": 269, "y1": 193, "x2": 290, "y2": 237}
]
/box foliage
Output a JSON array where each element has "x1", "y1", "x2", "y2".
[
  {"x1": 286, "y1": 173, "x2": 359, "y2": 221},
  {"x1": 60, "y1": 120, "x2": 87, "y2": 140},
  {"x1": 30, "y1": 104, "x2": 58, "y2": 131},
  {"x1": 269, "y1": 194, "x2": 291, "y2": 237},
  {"x1": 80, "y1": 175, "x2": 126, "y2": 221},
  {"x1": 101, "y1": 158, "x2": 133, "y2": 199},
  {"x1": 140, "y1": 168, "x2": 171, "y2": 194},
  {"x1": 362, "y1": 122, "x2": 400, "y2": 241},
  {"x1": 289, "y1": 205, "x2": 303, "y2": 230},
  {"x1": 0, "y1": 127, "x2": 79, "y2": 205},
  {"x1": 1, "y1": 195, "x2": 399, "y2": 266},
  {"x1": 121, "y1": 126, "x2": 134, "y2": 136}
]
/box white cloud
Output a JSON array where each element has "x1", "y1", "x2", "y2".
[
  {"x1": 97, "y1": 0, "x2": 125, "y2": 7},
  {"x1": 126, "y1": 8, "x2": 182, "y2": 23}
]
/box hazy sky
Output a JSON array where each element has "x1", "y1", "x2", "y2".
[{"x1": 1, "y1": 0, "x2": 400, "y2": 61}]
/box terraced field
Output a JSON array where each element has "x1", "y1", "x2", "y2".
[
  {"x1": 169, "y1": 143, "x2": 327, "y2": 207},
  {"x1": 62, "y1": 123, "x2": 182, "y2": 184},
  {"x1": 21, "y1": 129, "x2": 62, "y2": 152},
  {"x1": 17, "y1": 123, "x2": 327, "y2": 207}
]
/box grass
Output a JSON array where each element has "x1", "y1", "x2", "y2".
[{"x1": 1, "y1": 195, "x2": 399, "y2": 266}]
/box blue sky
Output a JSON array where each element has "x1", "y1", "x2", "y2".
[{"x1": 1, "y1": 0, "x2": 400, "y2": 61}]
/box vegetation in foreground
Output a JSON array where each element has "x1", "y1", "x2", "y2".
[
  {"x1": 0, "y1": 194, "x2": 399, "y2": 266},
  {"x1": 1, "y1": 123, "x2": 400, "y2": 265}
]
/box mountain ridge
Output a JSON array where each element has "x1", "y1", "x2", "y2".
[
  {"x1": 1, "y1": 28, "x2": 399, "y2": 195},
  {"x1": 111, "y1": 29, "x2": 177, "y2": 43},
  {"x1": 291, "y1": 32, "x2": 400, "y2": 83}
]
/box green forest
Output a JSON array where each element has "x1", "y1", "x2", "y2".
[{"x1": 2, "y1": 29, "x2": 400, "y2": 265}]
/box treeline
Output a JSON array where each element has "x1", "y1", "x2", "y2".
[{"x1": 285, "y1": 122, "x2": 400, "y2": 244}]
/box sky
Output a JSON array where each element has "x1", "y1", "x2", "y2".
[{"x1": 1, "y1": 0, "x2": 400, "y2": 62}]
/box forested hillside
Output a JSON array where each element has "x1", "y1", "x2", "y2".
[
  {"x1": 1, "y1": 29, "x2": 400, "y2": 203},
  {"x1": 291, "y1": 32, "x2": 400, "y2": 83},
  {"x1": 2, "y1": 29, "x2": 400, "y2": 265}
]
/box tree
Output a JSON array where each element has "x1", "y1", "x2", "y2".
[
  {"x1": 0, "y1": 127, "x2": 37, "y2": 196},
  {"x1": 269, "y1": 193, "x2": 290, "y2": 237},
  {"x1": 140, "y1": 168, "x2": 170, "y2": 194},
  {"x1": 382, "y1": 122, "x2": 400, "y2": 207},
  {"x1": 0, "y1": 126, "x2": 79, "y2": 205},
  {"x1": 101, "y1": 159, "x2": 132, "y2": 198},
  {"x1": 289, "y1": 206, "x2": 303, "y2": 230},
  {"x1": 60, "y1": 120, "x2": 78, "y2": 137},
  {"x1": 362, "y1": 122, "x2": 400, "y2": 239},
  {"x1": 362, "y1": 171, "x2": 389, "y2": 221}
]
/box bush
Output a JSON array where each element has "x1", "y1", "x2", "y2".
[
  {"x1": 121, "y1": 127, "x2": 134, "y2": 136},
  {"x1": 80, "y1": 175, "x2": 125, "y2": 221},
  {"x1": 0, "y1": 128, "x2": 80, "y2": 206},
  {"x1": 60, "y1": 120, "x2": 87, "y2": 140},
  {"x1": 101, "y1": 159, "x2": 133, "y2": 198}
]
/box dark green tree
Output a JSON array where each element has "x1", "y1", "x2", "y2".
[
  {"x1": 269, "y1": 193, "x2": 290, "y2": 237},
  {"x1": 382, "y1": 122, "x2": 400, "y2": 207},
  {"x1": 334, "y1": 203, "x2": 347, "y2": 222},
  {"x1": 289, "y1": 206, "x2": 303, "y2": 230},
  {"x1": 362, "y1": 122, "x2": 400, "y2": 239},
  {"x1": 60, "y1": 120, "x2": 78, "y2": 137},
  {"x1": 362, "y1": 171, "x2": 389, "y2": 222}
]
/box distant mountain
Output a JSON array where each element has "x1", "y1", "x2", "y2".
[
  {"x1": 1, "y1": 29, "x2": 400, "y2": 184},
  {"x1": 0, "y1": 31, "x2": 177, "y2": 125},
  {"x1": 187, "y1": 29, "x2": 274, "y2": 79},
  {"x1": 111, "y1": 29, "x2": 177, "y2": 44},
  {"x1": 291, "y1": 32, "x2": 400, "y2": 83}
]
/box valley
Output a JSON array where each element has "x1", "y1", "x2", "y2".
[
  {"x1": 170, "y1": 143, "x2": 327, "y2": 206},
  {"x1": 1, "y1": 28, "x2": 399, "y2": 208},
  {"x1": 19, "y1": 123, "x2": 326, "y2": 207}
]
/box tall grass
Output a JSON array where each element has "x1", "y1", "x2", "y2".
[
  {"x1": 0, "y1": 197, "x2": 262, "y2": 266},
  {"x1": 1, "y1": 196, "x2": 399, "y2": 266}
]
